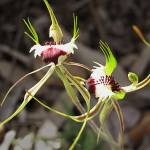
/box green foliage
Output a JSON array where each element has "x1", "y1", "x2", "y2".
[{"x1": 59, "y1": 99, "x2": 107, "y2": 150}]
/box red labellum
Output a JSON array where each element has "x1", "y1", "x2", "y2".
[
  {"x1": 85, "y1": 75, "x2": 120, "y2": 95},
  {"x1": 41, "y1": 47, "x2": 67, "y2": 64}
]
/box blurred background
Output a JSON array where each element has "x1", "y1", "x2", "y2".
[{"x1": 0, "y1": 0, "x2": 150, "y2": 149}]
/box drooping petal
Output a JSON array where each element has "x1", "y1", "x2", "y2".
[
  {"x1": 29, "y1": 89, "x2": 106, "y2": 123},
  {"x1": 63, "y1": 62, "x2": 92, "y2": 72},
  {"x1": 136, "y1": 74, "x2": 150, "y2": 90},
  {"x1": 97, "y1": 102, "x2": 114, "y2": 143},
  {"x1": 1, "y1": 63, "x2": 52, "y2": 106},
  {"x1": 0, "y1": 64, "x2": 55, "y2": 127},
  {"x1": 43, "y1": 0, "x2": 63, "y2": 44},
  {"x1": 99, "y1": 40, "x2": 117, "y2": 76},
  {"x1": 111, "y1": 98, "x2": 124, "y2": 149},
  {"x1": 58, "y1": 65, "x2": 90, "y2": 150},
  {"x1": 24, "y1": 63, "x2": 55, "y2": 101}
]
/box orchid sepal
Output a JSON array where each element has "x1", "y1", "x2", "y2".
[
  {"x1": 121, "y1": 73, "x2": 150, "y2": 92},
  {"x1": 24, "y1": 63, "x2": 55, "y2": 101},
  {"x1": 136, "y1": 74, "x2": 150, "y2": 90},
  {"x1": 111, "y1": 98, "x2": 124, "y2": 149},
  {"x1": 63, "y1": 62, "x2": 92, "y2": 72},
  {"x1": 43, "y1": 0, "x2": 63, "y2": 44},
  {"x1": 55, "y1": 65, "x2": 90, "y2": 150},
  {"x1": 0, "y1": 64, "x2": 55, "y2": 127},
  {"x1": 1, "y1": 63, "x2": 52, "y2": 106},
  {"x1": 97, "y1": 102, "x2": 114, "y2": 144}
]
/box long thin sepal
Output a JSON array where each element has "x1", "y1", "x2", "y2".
[
  {"x1": 24, "y1": 64, "x2": 55, "y2": 101},
  {"x1": 58, "y1": 65, "x2": 90, "y2": 150},
  {"x1": 63, "y1": 62, "x2": 92, "y2": 72},
  {"x1": 55, "y1": 66, "x2": 81, "y2": 105},
  {"x1": 43, "y1": 0, "x2": 63, "y2": 44},
  {"x1": 28, "y1": 88, "x2": 105, "y2": 122},
  {"x1": 0, "y1": 100, "x2": 27, "y2": 127},
  {"x1": 136, "y1": 74, "x2": 150, "y2": 90},
  {"x1": 59, "y1": 65, "x2": 90, "y2": 104},
  {"x1": 25, "y1": 89, "x2": 78, "y2": 120},
  {"x1": 74, "y1": 96, "x2": 106, "y2": 122},
  {"x1": 111, "y1": 98, "x2": 124, "y2": 150},
  {"x1": 1, "y1": 64, "x2": 51, "y2": 106},
  {"x1": 0, "y1": 64, "x2": 55, "y2": 127},
  {"x1": 97, "y1": 102, "x2": 114, "y2": 143}
]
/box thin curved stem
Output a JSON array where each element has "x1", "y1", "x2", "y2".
[{"x1": 76, "y1": 103, "x2": 119, "y2": 148}]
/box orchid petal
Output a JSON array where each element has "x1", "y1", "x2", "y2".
[
  {"x1": 121, "y1": 74, "x2": 150, "y2": 92},
  {"x1": 43, "y1": 0, "x2": 63, "y2": 44},
  {"x1": 57, "y1": 65, "x2": 90, "y2": 150},
  {"x1": 55, "y1": 66, "x2": 81, "y2": 105},
  {"x1": 0, "y1": 64, "x2": 54, "y2": 127},
  {"x1": 97, "y1": 102, "x2": 114, "y2": 143},
  {"x1": 99, "y1": 40, "x2": 117, "y2": 76},
  {"x1": 1, "y1": 64, "x2": 52, "y2": 106},
  {"x1": 136, "y1": 74, "x2": 150, "y2": 90},
  {"x1": 58, "y1": 65, "x2": 90, "y2": 108},
  {"x1": 111, "y1": 98, "x2": 124, "y2": 149},
  {"x1": 28, "y1": 91, "x2": 105, "y2": 123},
  {"x1": 74, "y1": 96, "x2": 107, "y2": 122},
  {"x1": 63, "y1": 62, "x2": 92, "y2": 72},
  {"x1": 24, "y1": 63, "x2": 55, "y2": 101}
]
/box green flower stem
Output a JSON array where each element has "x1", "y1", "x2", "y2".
[
  {"x1": 103, "y1": 124, "x2": 116, "y2": 150},
  {"x1": 74, "y1": 99, "x2": 119, "y2": 149}
]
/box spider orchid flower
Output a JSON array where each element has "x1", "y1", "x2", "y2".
[
  {"x1": 0, "y1": 1, "x2": 91, "y2": 149},
  {"x1": 64, "y1": 40, "x2": 150, "y2": 148},
  {"x1": 84, "y1": 41, "x2": 150, "y2": 146}
]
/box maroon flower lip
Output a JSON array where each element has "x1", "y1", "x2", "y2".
[
  {"x1": 41, "y1": 41, "x2": 67, "y2": 65},
  {"x1": 85, "y1": 75, "x2": 120, "y2": 95}
]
